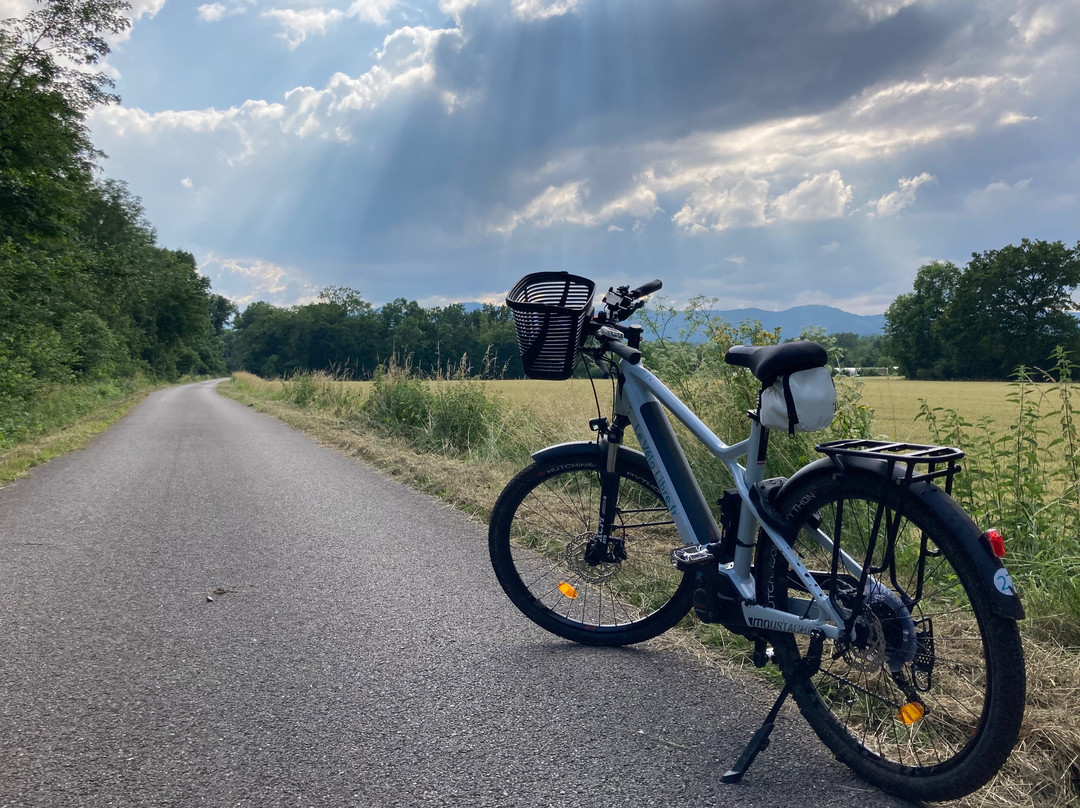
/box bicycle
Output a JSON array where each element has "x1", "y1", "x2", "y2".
[{"x1": 488, "y1": 271, "x2": 1026, "y2": 802}]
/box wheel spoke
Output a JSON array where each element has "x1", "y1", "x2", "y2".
[
  {"x1": 490, "y1": 457, "x2": 692, "y2": 645},
  {"x1": 763, "y1": 469, "x2": 1025, "y2": 799}
]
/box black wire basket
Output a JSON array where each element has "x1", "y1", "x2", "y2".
[{"x1": 506, "y1": 272, "x2": 596, "y2": 380}]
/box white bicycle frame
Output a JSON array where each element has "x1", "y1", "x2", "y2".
[{"x1": 615, "y1": 358, "x2": 848, "y2": 641}]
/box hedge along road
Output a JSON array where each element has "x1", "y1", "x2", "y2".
[{"x1": 0, "y1": 380, "x2": 913, "y2": 808}]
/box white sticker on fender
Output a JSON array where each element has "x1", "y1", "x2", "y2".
[{"x1": 994, "y1": 569, "x2": 1016, "y2": 596}]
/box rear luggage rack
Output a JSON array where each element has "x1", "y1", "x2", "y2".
[{"x1": 816, "y1": 439, "x2": 963, "y2": 492}]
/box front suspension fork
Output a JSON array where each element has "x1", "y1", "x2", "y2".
[{"x1": 588, "y1": 416, "x2": 630, "y2": 565}]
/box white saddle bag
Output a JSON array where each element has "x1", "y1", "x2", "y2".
[{"x1": 759, "y1": 366, "x2": 836, "y2": 434}]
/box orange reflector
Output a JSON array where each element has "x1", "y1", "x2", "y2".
[
  {"x1": 558, "y1": 582, "x2": 578, "y2": 599},
  {"x1": 898, "y1": 702, "x2": 925, "y2": 726},
  {"x1": 984, "y1": 528, "x2": 1007, "y2": 558}
]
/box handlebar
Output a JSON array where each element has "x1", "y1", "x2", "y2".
[
  {"x1": 630, "y1": 279, "x2": 662, "y2": 298},
  {"x1": 593, "y1": 325, "x2": 641, "y2": 364},
  {"x1": 582, "y1": 278, "x2": 662, "y2": 364},
  {"x1": 599, "y1": 279, "x2": 663, "y2": 323}
]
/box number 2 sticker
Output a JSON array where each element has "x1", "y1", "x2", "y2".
[{"x1": 994, "y1": 569, "x2": 1016, "y2": 596}]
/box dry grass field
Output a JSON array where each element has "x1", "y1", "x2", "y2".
[
  {"x1": 318, "y1": 375, "x2": 1038, "y2": 444},
  {"x1": 485, "y1": 376, "x2": 1034, "y2": 444}
]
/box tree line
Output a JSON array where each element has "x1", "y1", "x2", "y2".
[
  {"x1": 1, "y1": 1, "x2": 232, "y2": 434},
  {"x1": 885, "y1": 239, "x2": 1080, "y2": 379},
  {"x1": 226, "y1": 290, "x2": 523, "y2": 379}
]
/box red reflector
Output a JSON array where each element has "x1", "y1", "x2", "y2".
[{"x1": 984, "y1": 529, "x2": 1006, "y2": 558}]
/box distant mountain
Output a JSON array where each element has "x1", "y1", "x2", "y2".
[
  {"x1": 699, "y1": 305, "x2": 886, "y2": 338},
  {"x1": 462, "y1": 301, "x2": 885, "y2": 337}
]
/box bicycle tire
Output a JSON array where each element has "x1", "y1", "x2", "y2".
[
  {"x1": 489, "y1": 449, "x2": 694, "y2": 646},
  {"x1": 758, "y1": 467, "x2": 1025, "y2": 801}
]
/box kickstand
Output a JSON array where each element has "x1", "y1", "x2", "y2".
[{"x1": 722, "y1": 632, "x2": 824, "y2": 785}]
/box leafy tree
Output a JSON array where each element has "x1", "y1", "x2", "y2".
[
  {"x1": 226, "y1": 295, "x2": 523, "y2": 380},
  {"x1": 949, "y1": 239, "x2": 1080, "y2": 378},
  {"x1": 885, "y1": 242, "x2": 1080, "y2": 380},
  {"x1": 1, "y1": 0, "x2": 131, "y2": 111},
  {"x1": 318, "y1": 285, "x2": 371, "y2": 316},
  {"x1": 0, "y1": 2, "x2": 131, "y2": 242},
  {"x1": 884, "y1": 261, "x2": 961, "y2": 379},
  {"x1": 831, "y1": 332, "x2": 890, "y2": 369},
  {"x1": 0, "y1": 0, "x2": 229, "y2": 430}
]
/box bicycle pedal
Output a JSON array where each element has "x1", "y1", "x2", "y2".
[{"x1": 671, "y1": 544, "x2": 718, "y2": 570}]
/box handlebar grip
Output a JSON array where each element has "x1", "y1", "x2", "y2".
[
  {"x1": 630, "y1": 279, "x2": 662, "y2": 299},
  {"x1": 609, "y1": 341, "x2": 641, "y2": 365}
]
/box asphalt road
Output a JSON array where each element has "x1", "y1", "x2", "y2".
[{"x1": 0, "y1": 380, "x2": 915, "y2": 807}]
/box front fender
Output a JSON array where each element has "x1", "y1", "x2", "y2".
[
  {"x1": 531, "y1": 440, "x2": 649, "y2": 469},
  {"x1": 776, "y1": 456, "x2": 1024, "y2": 621}
]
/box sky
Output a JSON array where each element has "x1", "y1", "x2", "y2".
[{"x1": 5, "y1": 0, "x2": 1080, "y2": 314}]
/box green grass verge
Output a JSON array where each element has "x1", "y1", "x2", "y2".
[{"x1": 1, "y1": 377, "x2": 188, "y2": 486}]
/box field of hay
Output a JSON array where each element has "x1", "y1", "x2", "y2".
[
  {"x1": 484, "y1": 376, "x2": 1031, "y2": 444},
  {"x1": 327, "y1": 375, "x2": 1032, "y2": 444}
]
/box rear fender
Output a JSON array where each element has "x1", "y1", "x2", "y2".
[{"x1": 775, "y1": 456, "x2": 1024, "y2": 620}]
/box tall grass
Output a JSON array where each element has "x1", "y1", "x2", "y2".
[
  {"x1": 365, "y1": 357, "x2": 513, "y2": 459},
  {"x1": 917, "y1": 347, "x2": 1080, "y2": 646},
  {"x1": 240, "y1": 356, "x2": 523, "y2": 464},
  {"x1": 0, "y1": 375, "x2": 152, "y2": 449}
]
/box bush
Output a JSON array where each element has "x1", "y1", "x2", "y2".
[{"x1": 359, "y1": 357, "x2": 508, "y2": 460}]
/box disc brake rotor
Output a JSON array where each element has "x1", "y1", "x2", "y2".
[
  {"x1": 842, "y1": 610, "x2": 888, "y2": 672},
  {"x1": 565, "y1": 534, "x2": 621, "y2": 583}
]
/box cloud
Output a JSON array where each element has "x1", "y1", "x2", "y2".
[
  {"x1": 489, "y1": 51, "x2": 1041, "y2": 239},
  {"x1": 260, "y1": 0, "x2": 402, "y2": 47},
  {"x1": 493, "y1": 182, "x2": 595, "y2": 233},
  {"x1": 511, "y1": 0, "x2": 581, "y2": 21},
  {"x1": 669, "y1": 171, "x2": 853, "y2": 233},
  {"x1": 347, "y1": 0, "x2": 401, "y2": 26},
  {"x1": 79, "y1": 0, "x2": 1080, "y2": 311},
  {"x1": 181, "y1": 177, "x2": 194, "y2": 188},
  {"x1": 771, "y1": 171, "x2": 854, "y2": 221},
  {"x1": 91, "y1": 99, "x2": 286, "y2": 168},
  {"x1": 597, "y1": 184, "x2": 660, "y2": 222},
  {"x1": 963, "y1": 177, "x2": 1034, "y2": 214},
  {"x1": 130, "y1": 0, "x2": 166, "y2": 21},
  {"x1": 91, "y1": 25, "x2": 463, "y2": 160},
  {"x1": 262, "y1": 7, "x2": 347, "y2": 49},
  {"x1": 869, "y1": 172, "x2": 934, "y2": 216},
  {"x1": 493, "y1": 180, "x2": 659, "y2": 234},
  {"x1": 672, "y1": 177, "x2": 771, "y2": 234},
  {"x1": 1011, "y1": 4, "x2": 1060, "y2": 44},
  {"x1": 848, "y1": 0, "x2": 919, "y2": 24},
  {"x1": 439, "y1": 0, "x2": 483, "y2": 25},
  {"x1": 199, "y1": 253, "x2": 319, "y2": 306},
  {"x1": 998, "y1": 111, "x2": 1038, "y2": 126},
  {"x1": 197, "y1": 3, "x2": 227, "y2": 22}
]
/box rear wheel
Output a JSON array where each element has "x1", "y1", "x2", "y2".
[
  {"x1": 489, "y1": 451, "x2": 694, "y2": 645},
  {"x1": 759, "y1": 468, "x2": 1025, "y2": 801}
]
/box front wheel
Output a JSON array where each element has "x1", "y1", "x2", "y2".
[
  {"x1": 489, "y1": 450, "x2": 694, "y2": 645},
  {"x1": 759, "y1": 468, "x2": 1025, "y2": 802}
]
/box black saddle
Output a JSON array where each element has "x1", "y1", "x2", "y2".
[{"x1": 724, "y1": 341, "x2": 828, "y2": 386}]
